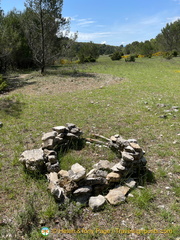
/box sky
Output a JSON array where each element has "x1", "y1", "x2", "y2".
[{"x1": 1, "y1": 0, "x2": 180, "y2": 46}]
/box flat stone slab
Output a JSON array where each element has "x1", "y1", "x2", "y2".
[
  {"x1": 105, "y1": 186, "x2": 130, "y2": 205},
  {"x1": 19, "y1": 148, "x2": 44, "y2": 171},
  {"x1": 89, "y1": 195, "x2": 106, "y2": 211},
  {"x1": 52, "y1": 126, "x2": 68, "y2": 133},
  {"x1": 42, "y1": 131, "x2": 57, "y2": 141}
]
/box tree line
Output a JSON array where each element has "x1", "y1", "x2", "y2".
[
  {"x1": 0, "y1": 0, "x2": 179, "y2": 75},
  {"x1": 0, "y1": 0, "x2": 70, "y2": 74}
]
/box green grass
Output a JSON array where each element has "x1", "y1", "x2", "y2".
[{"x1": 0, "y1": 55, "x2": 180, "y2": 239}]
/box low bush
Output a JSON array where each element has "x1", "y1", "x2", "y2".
[
  {"x1": 110, "y1": 51, "x2": 122, "y2": 61},
  {"x1": 163, "y1": 52, "x2": 173, "y2": 60},
  {"x1": 125, "y1": 55, "x2": 136, "y2": 62}
]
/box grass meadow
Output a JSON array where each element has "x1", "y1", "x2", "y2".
[{"x1": 0, "y1": 55, "x2": 180, "y2": 239}]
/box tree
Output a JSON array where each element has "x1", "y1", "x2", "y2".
[
  {"x1": 78, "y1": 42, "x2": 99, "y2": 63},
  {"x1": 23, "y1": 0, "x2": 68, "y2": 73}
]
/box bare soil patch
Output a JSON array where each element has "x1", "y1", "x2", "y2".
[{"x1": 9, "y1": 72, "x2": 124, "y2": 95}]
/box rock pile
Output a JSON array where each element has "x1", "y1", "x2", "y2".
[
  {"x1": 20, "y1": 123, "x2": 83, "y2": 173},
  {"x1": 19, "y1": 123, "x2": 147, "y2": 211}
]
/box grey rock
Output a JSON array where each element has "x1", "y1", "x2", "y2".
[
  {"x1": 19, "y1": 148, "x2": 44, "y2": 171},
  {"x1": 122, "y1": 151, "x2": 134, "y2": 162},
  {"x1": 125, "y1": 178, "x2": 136, "y2": 188},
  {"x1": 58, "y1": 170, "x2": 69, "y2": 178},
  {"x1": 86, "y1": 169, "x2": 108, "y2": 178},
  {"x1": 93, "y1": 160, "x2": 113, "y2": 171},
  {"x1": 42, "y1": 138, "x2": 54, "y2": 150},
  {"x1": 82, "y1": 177, "x2": 107, "y2": 186},
  {"x1": 66, "y1": 123, "x2": 76, "y2": 130},
  {"x1": 89, "y1": 195, "x2": 106, "y2": 211},
  {"x1": 69, "y1": 163, "x2": 86, "y2": 182},
  {"x1": 73, "y1": 186, "x2": 92, "y2": 196},
  {"x1": 111, "y1": 163, "x2": 125, "y2": 172},
  {"x1": 52, "y1": 126, "x2": 68, "y2": 133},
  {"x1": 42, "y1": 131, "x2": 57, "y2": 141},
  {"x1": 124, "y1": 146, "x2": 135, "y2": 153},
  {"x1": 66, "y1": 133, "x2": 79, "y2": 139}
]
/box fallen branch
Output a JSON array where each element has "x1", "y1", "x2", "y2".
[
  {"x1": 85, "y1": 138, "x2": 109, "y2": 146},
  {"x1": 92, "y1": 134, "x2": 110, "y2": 142}
]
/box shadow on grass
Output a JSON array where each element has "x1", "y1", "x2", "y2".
[
  {"x1": 5, "y1": 76, "x2": 36, "y2": 92},
  {"x1": 0, "y1": 96, "x2": 26, "y2": 117},
  {"x1": 136, "y1": 168, "x2": 156, "y2": 186}
]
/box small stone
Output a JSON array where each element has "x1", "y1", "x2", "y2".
[
  {"x1": 138, "y1": 186, "x2": 144, "y2": 189},
  {"x1": 66, "y1": 123, "x2": 76, "y2": 130},
  {"x1": 129, "y1": 143, "x2": 142, "y2": 152},
  {"x1": 159, "y1": 115, "x2": 167, "y2": 119},
  {"x1": 42, "y1": 138, "x2": 54, "y2": 150},
  {"x1": 124, "y1": 146, "x2": 135, "y2": 153},
  {"x1": 46, "y1": 172, "x2": 59, "y2": 184},
  {"x1": 89, "y1": 195, "x2": 106, "y2": 211},
  {"x1": 52, "y1": 126, "x2": 68, "y2": 133},
  {"x1": 66, "y1": 133, "x2": 79, "y2": 139},
  {"x1": 73, "y1": 186, "x2": 92, "y2": 196},
  {"x1": 157, "y1": 103, "x2": 166, "y2": 107},
  {"x1": 69, "y1": 163, "x2": 86, "y2": 182},
  {"x1": 58, "y1": 170, "x2": 69, "y2": 178},
  {"x1": 83, "y1": 177, "x2": 107, "y2": 186},
  {"x1": 48, "y1": 155, "x2": 58, "y2": 164},
  {"x1": 42, "y1": 131, "x2": 57, "y2": 141},
  {"x1": 86, "y1": 169, "x2": 108, "y2": 178},
  {"x1": 128, "y1": 193, "x2": 134, "y2": 198},
  {"x1": 114, "y1": 134, "x2": 120, "y2": 138},
  {"x1": 110, "y1": 136, "x2": 117, "y2": 142},
  {"x1": 106, "y1": 172, "x2": 121, "y2": 183},
  {"x1": 125, "y1": 178, "x2": 136, "y2": 188},
  {"x1": 0, "y1": 122, "x2": 3, "y2": 128},
  {"x1": 111, "y1": 163, "x2": 125, "y2": 172},
  {"x1": 122, "y1": 152, "x2": 134, "y2": 162},
  {"x1": 127, "y1": 139, "x2": 137, "y2": 143},
  {"x1": 93, "y1": 160, "x2": 113, "y2": 171},
  {"x1": 171, "y1": 106, "x2": 179, "y2": 110}
]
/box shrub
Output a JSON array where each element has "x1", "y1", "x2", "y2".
[
  {"x1": 125, "y1": 55, "x2": 135, "y2": 62},
  {"x1": 172, "y1": 50, "x2": 178, "y2": 57},
  {"x1": 110, "y1": 51, "x2": 122, "y2": 61},
  {"x1": 0, "y1": 75, "x2": 7, "y2": 92},
  {"x1": 163, "y1": 52, "x2": 173, "y2": 60}
]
